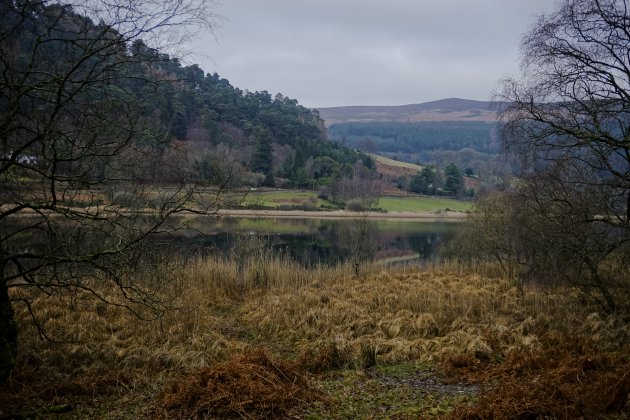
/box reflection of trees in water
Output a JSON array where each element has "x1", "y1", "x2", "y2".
[
  {"x1": 337, "y1": 219, "x2": 377, "y2": 274},
  {"x1": 408, "y1": 232, "x2": 447, "y2": 260},
  {"x1": 275, "y1": 234, "x2": 343, "y2": 267},
  {"x1": 157, "y1": 220, "x2": 458, "y2": 266}
]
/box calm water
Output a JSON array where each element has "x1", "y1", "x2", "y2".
[{"x1": 167, "y1": 217, "x2": 461, "y2": 266}]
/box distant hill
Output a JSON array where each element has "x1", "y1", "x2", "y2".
[
  {"x1": 317, "y1": 98, "x2": 499, "y2": 125},
  {"x1": 318, "y1": 99, "x2": 505, "y2": 177}
]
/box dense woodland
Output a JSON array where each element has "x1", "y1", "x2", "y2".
[
  {"x1": 329, "y1": 121, "x2": 498, "y2": 154},
  {"x1": 328, "y1": 121, "x2": 502, "y2": 179},
  {"x1": 1, "y1": 1, "x2": 374, "y2": 191},
  {"x1": 144, "y1": 61, "x2": 375, "y2": 187}
]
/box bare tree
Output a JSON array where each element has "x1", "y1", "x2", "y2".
[
  {"x1": 330, "y1": 161, "x2": 383, "y2": 211},
  {"x1": 0, "y1": 0, "x2": 221, "y2": 381},
  {"x1": 495, "y1": 0, "x2": 630, "y2": 312},
  {"x1": 338, "y1": 218, "x2": 377, "y2": 276}
]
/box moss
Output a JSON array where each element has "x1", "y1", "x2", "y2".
[{"x1": 300, "y1": 364, "x2": 473, "y2": 419}]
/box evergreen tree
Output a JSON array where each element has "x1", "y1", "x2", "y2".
[
  {"x1": 409, "y1": 165, "x2": 436, "y2": 195},
  {"x1": 252, "y1": 127, "x2": 274, "y2": 175},
  {"x1": 444, "y1": 163, "x2": 464, "y2": 195},
  {"x1": 292, "y1": 167, "x2": 310, "y2": 188},
  {"x1": 262, "y1": 170, "x2": 276, "y2": 187}
]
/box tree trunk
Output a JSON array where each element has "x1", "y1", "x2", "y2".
[
  {"x1": 0, "y1": 275, "x2": 18, "y2": 383},
  {"x1": 597, "y1": 282, "x2": 617, "y2": 314}
]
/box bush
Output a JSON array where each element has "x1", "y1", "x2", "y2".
[{"x1": 345, "y1": 199, "x2": 367, "y2": 212}]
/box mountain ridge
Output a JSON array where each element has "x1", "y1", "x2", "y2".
[{"x1": 316, "y1": 98, "x2": 500, "y2": 125}]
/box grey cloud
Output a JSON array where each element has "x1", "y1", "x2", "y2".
[{"x1": 189, "y1": 0, "x2": 556, "y2": 107}]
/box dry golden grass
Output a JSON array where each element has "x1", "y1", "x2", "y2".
[
  {"x1": 241, "y1": 264, "x2": 630, "y2": 369},
  {"x1": 2, "y1": 256, "x2": 629, "y2": 418},
  {"x1": 1, "y1": 256, "x2": 353, "y2": 415}
]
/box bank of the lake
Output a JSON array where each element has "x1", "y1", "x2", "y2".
[{"x1": 215, "y1": 209, "x2": 469, "y2": 219}]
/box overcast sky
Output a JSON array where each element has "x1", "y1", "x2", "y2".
[{"x1": 188, "y1": 0, "x2": 556, "y2": 108}]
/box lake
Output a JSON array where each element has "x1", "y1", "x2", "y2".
[{"x1": 166, "y1": 216, "x2": 461, "y2": 266}]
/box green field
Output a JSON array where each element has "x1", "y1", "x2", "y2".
[
  {"x1": 242, "y1": 190, "x2": 337, "y2": 209},
  {"x1": 377, "y1": 196, "x2": 471, "y2": 212},
  {"x1": 242, "y1": 190, "x2": 471, "y2": 213}
]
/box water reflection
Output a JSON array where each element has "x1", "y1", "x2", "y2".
[{"x1": 170, "y1": 217, "x2": 460, "y2": 266}]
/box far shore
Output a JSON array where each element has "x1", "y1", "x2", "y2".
[
  {"x1": 214, "y1": 209, "x2": 469, "y2": 220},
  {"x1": 5, "y1": 207, "x2": 469, "y2": 220}
]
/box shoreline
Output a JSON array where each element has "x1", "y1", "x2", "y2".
[
  {"x1": 214, "y1": 209, "x2": 468, "y2": 220},
  {"x1": 4, "y1": 205, "x2": 469, "y2": 221}
]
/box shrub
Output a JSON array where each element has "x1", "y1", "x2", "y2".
[{"x1": 345, "y1": 199, "x2": 367, "y2": 212}]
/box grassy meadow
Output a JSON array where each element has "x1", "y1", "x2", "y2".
[
  {"x1": 2, "y1": 256, "x2": 629, "y2": 418},
  {"x1": 241, "y1": 189, "x2": 472, "y2": 213},
  {"x1": 242, "y1": 190, "x2": 339, "y2": 209},
  {"x1": 377, "y1": 196, "x2": 472, "y2": 213}
]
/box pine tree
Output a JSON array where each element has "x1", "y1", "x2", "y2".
[
  {"x1": 252, "y1": 127, "x2": 274, "y2": 175},
  {"x1": 444, "y1": 163, "x2": 464, "y2": 195}
]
